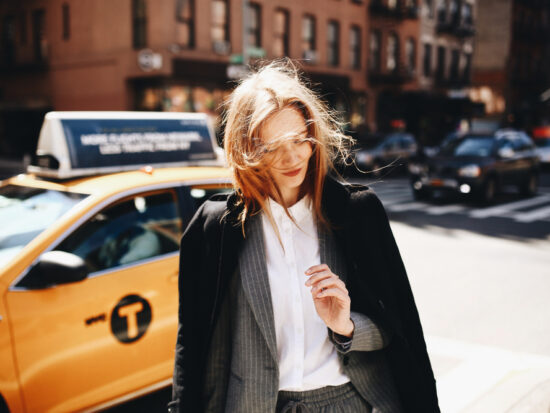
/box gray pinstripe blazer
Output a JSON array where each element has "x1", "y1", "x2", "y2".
[{"x1": 203, "y1": 213, "x2": 403, "y2": 413}]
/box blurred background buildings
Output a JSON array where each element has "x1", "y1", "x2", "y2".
[{"x1": 1, "y1": 0, "x2": 550, "y2": 167}]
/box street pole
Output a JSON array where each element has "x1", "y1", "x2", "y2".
[{"x1": 242, "y1": 0, "x2": 249, "y2": 67}]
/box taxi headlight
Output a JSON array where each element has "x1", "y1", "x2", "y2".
[{"x1": 458, "y1": 164, "x2": 481, "y2": 177}]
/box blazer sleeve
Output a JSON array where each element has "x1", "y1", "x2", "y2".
[
  {"x1": 328, "y1": 311, "x2": 390, "y2": 354},
  {"x1": 367, "y1": 191, "x2": 440, "y2": 410},
  {"x1": 169, "y1": 204, "x2": 208, "y2": 413}
]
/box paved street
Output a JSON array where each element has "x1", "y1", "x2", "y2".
[{"x1": 350, "y1": 173, "x2": 550, "y2": 412}]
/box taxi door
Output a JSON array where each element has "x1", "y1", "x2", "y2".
[{"x1": 5, "y1": 188, "x2": 184, "y2": 412}]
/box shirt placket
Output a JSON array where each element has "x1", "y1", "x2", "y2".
[{"x1": 282, "y1": 214, "x2": 304, "y2": 387}]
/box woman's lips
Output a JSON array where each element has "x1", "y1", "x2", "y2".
[{"x1": 282, "y1": 167, "x2": 302, "y2": 177}]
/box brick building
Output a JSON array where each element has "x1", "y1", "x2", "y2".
[
  {"x1": 0, "y1": 0, "x2": 373, "y2": 162},
  {"x1": 471, "y1": 0, "x2": 550, "y2": 131}
]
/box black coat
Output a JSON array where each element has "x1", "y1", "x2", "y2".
[{"x1": 169, "y1": 175, "x2": 440, "y2": 413}]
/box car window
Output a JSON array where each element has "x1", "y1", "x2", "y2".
[
  {"x1": 518, "y1": 133, "x2": 535, "y2": 150},
  {"x1": 0, "y1": 185, "x2": 88, "y2": 269},
  {"x1": 441, "y1": 136, "x2": 495, "y2": 157},
  {"x1": 400, "y1": 136, "x2": 415, "y2": 149},
  {"x1": 534, "y1": 138, "x2": 550, "y2": 148},
  {"x1": 55, "y1": 190, "x2": 181, "y2": 273}
]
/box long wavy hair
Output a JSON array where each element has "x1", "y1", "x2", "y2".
[{"x1": 222, "y1": 60, "x2": 353, "y2": 235}]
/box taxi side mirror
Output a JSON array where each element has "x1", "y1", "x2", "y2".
[{"x1": 18, "y1": 251, "x2": 89, "y2": 289}]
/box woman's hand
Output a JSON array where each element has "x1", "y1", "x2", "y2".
[{"x1": 305, "y1": 264, "x2": 354, "y2": 337}]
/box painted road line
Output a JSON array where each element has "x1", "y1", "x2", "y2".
[
  {"x1": 469, "y1": 195, "x2": 550, "y2": 219},
  {"x1": 425, "y1": 204, "x2": 466, "y2": 215},
  {"x1": 513, "y1": 205, "x2": 550, "y2": 223},
  {"x1": 426, "y1": 335, "x2": 550, "y2": 413},
  {"x1": 379, "y1": 195, "x2": 413, "y2": 206},
  {"x1": 387, "y1": 202, "x2": 427, "y2": 212}
]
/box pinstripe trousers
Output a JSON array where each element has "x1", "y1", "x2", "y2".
[{"x1": 203, "y1": 214, "x2": 402, "y2": 413}]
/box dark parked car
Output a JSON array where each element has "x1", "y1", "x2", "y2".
[
  {"x1": 354, "y1": 132, "x2": 418, "y2": 175},
  {"x1": 408, "y1": 130, "x2": 540, "y2": 203}
]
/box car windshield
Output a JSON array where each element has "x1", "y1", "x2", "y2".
[
  {"x1": 0, "y1": 185, "x2": 88, "y2": 269},
  {"x1": 534, "y1": 138, "x2": 550, "y2": 148},
  {"x1": 440, "y1": 135, "x2": 495, "y2": 157}
]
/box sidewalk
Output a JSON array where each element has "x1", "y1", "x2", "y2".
[{"x1": 427, "y1": 335, "x2": 550, "y2": 412}]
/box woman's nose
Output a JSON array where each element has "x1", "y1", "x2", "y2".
[{"x1": 278, "y1": 142, "x2": 299, "y2": 164}]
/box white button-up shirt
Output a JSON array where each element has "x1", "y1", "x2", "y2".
[{"x1": 261, "y1": 196, "x2": 350, "y2": 391}]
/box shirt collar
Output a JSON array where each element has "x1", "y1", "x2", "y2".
[{"x1": 268, "y1": 195, "x2": 312, "y2": 223}]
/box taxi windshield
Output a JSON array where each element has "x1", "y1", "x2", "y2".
[{"x1": 0, "y1": 185, "x2": 88, "y2": 268}]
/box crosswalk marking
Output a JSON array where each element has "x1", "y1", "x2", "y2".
[
  {"x1": 425, "y1": 204, "x2": 466, "y2": 215},
  {"x1": 387, "y1": 202, "x2": 426, "y2": 212},
  {"x1": 379, "y1": 194, "x2": 412, "y2": 206},
  {"x1": 364, "y1": 178, "x2": 550, "y2": 223},
  {"x1": 512, "y1": 205, "x2": 550, "y2": 223},
  {"x1": 469, "y1": 195, "x2": 550, "y2": 219}
]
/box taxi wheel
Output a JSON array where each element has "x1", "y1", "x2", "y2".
[
  {"x1": 478, "y1": 177, "x2": 496, "y2": 204},
  {"x1": 520, "y1": 172, "x2": 538, "y2": 197},
  {"x1": 0, "y1": 395, "x2": 8, "y2": 413},
  {"x1": 412, "y1": 187, "x2": 430, "y2": 201}
]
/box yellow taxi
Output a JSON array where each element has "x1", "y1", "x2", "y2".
[{"x1": 0, "y1": 112, "x2": 231, "y2": 412}]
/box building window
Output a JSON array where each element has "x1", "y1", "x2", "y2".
[
  {"x1": 273, "y1": 9, "x2": 289, "y2": 57},
  {"x1": 176, "y1": 0, "x2": 194, "y2": 48},
  {"x1": 350, "y1": 26, "x2": 361, "y2": 70},
  {"x1": 32, "y1": 9, "x2": 46, "y2": 61},
  {"x1": 450, "y1": 49, "x2": 459, "y2": 80},
  {"x1": 248, "y1": 3, "x2": 261, "y2": 48},
  {"x1": 387, "y1": 32, "x2": 399, "y2": 72},
  {"x1": 132, "y1": 0, "x2": 147, "y2": 49},
  {"x1": 424, "y1": 0, "x2": 434, "y2": 18},
  {"x1": 327, "y1": 21, "x2": 339, "y2": 66},
  {"x1": 62, "y1": 3, "x2": 70, "y2": 40},
  {"x1": 449, "y1": 0, "x2": 459, "y2": 25},
  {"x1": 369, "y1": 29, "x2": 381, "y2": 71},
  {"x1": 423, "y1": 43, "x2": 432, "y2": 76},
  {"x1": 437, "y1": 0, "x2": 447, "y2": 23},
  {"x1": 2, "y1": 15, "x2": 16, "y2": 64},
  {"x1": 212, "y1": 0, "x2": 229, "y2": 53},
  {"x1": 463, "y1": 53, "x2": 472, "y2": 81},
  {"x1": 19, "y1": 13, "x2": 27, "y2": 44},
  {"x1": 302, "y1": 15, "x2": 316, "y2": 62},
  {"x1": 462, "y1": 2, "x2": 473, "y2": 26},
  {"x1": 405, "y1": 37, "x2": 415, "y2": 74},
  {"x1": 436, "y1": 45, "x2": 445, "y2": 80}
]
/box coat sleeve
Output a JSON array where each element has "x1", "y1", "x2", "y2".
[
  {"x1": 367, "y1": 191, "x2": 440, "y2": 411},
  {"x1": 168, "y1": 204, "x2": 208, "y2": 413}
]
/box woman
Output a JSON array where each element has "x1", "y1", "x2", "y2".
[{"x1": 169, "y1": 61, "x2": 439, "y2": 413}]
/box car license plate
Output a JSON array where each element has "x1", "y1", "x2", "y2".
[{"x1": 431, "y1": 179, "x2": 443, "y2": 186}]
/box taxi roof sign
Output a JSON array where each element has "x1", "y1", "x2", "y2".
[{"x1": 28, "y1": 111, "x2": 225, "y2": 179}]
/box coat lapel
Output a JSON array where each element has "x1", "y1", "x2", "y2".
[
  {"x1": 238, "y1": 213, "x2": 278, "y2": 364},
  {"x1": 317, "y1": 221, "x2": 348, "y2": 283}
]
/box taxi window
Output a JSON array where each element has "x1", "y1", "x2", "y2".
[
  {"x1": 0, "y1": 185, "x2": 88, "y2": 269},
  {"x1": 55, "y1": 190, "x2": 181, "y2": 273}
]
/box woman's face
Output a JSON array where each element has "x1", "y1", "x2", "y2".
[{"x1": 259, "y1": 107, "x2": 314, "y2": 206}]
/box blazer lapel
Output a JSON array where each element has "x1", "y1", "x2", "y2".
[
  {"x1": 238, "y1": 213, "x2": 278, "y2": 364},
  {"x1": 318, "y1": 222, "x2": 348, "y2": 283}
]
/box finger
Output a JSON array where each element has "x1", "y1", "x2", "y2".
[
  {"x1": 314, "y1": 287, "x2": 350, "y2": 302},
  {"x1": 305, "y1": 270, "x2": 333, "y2": 286},
  {"x1": 311, "y1": 278, "x2": 347, "y2": 294},
  {"x1": 305, "y1": 263, "x2": 330, "y2": 275}
]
